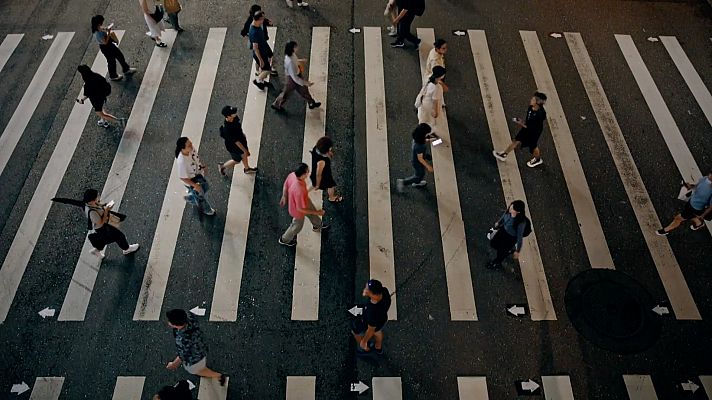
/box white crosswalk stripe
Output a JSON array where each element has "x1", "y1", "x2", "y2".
[
  {"x1": 286, "y1": 376, "x2": 316, "y2": 399},
  {"x1": 198, "y1": 377, "x2": 229, "y2": 400},
  {"x1": 542, "y1": 375, "x2": 575, "y2": 399},
  {"x1": 457, "y1": 376, "x2": 489, "y2": 399},
  {"x1": 29, "y1": 377, "x2": 64, "y2": 400},
  {"x1": 0, "y1": 31, "x2": 124, "y2": 323},
  {"x1": 372, "y1": 377, "x2": 402, "y2": 400},
  {"x1": 0, "y1": 31, "x2": 74, "y2": 177},
  {"x1": 468, "y1": 29, "x2": 556, "y2": 321},
  {"x1": 58, "y1": 30, "x2": 177, "y2": 321},
  {"x1": 133, "y1": 27, "x2": 227, "y2": 321},
  {"x1": 701, "y1": 376, "x2": 712, "y2": 397},
  {"x1": 0, "y1": 34, "x2": 23, "y2": 74},
  {"x1": 623, "y1": 375, "x2": 658, "y2": 400},
  {"x1": 111, "y1": 376, "x2": 145, "y2": 400},
  {"x1": 209, "y1": 27, "x2": 277, "y2": 322}
]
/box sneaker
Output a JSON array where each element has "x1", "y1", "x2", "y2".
[
  {"x1": 412, "y1": 180, "x2": 427, "y2": 188},
  {"x1": 244, "y1": 167, "x2": 258, "y2": 174},
  {"x1": 655, "y1": 228, "x2": 669, "y2": 236},
  {"x1": 526, "y1": 157, "x2": 543, "y2": 168},
  {"x1": 269, "y1": 68, "x2": 278, "y2": 76},
  {"x1": 396, "y1": 179, "x2": 405, "y2": 193},
  {"x1": 91, "y1": 248, "x2": 106, "y2": 259},
  {"x1": 109, "y1": 75, "x2": 124, "y2": 81},
  {"x1": 414, "y1": 38, "x2": 422, "y2": 49},
  {"x1": 390, "y1": 41, "x2": 405, "y2": 48},
  {"x1": 279, "y1": 236, "x2": 297, "y2": 246},
  {"x1": 297, "y1": 1, "x2": 309, "y2": 6},
  {"x1": 122, "y1": 243, "x2": 140, "y2": 255},
  {"x1": 286, "y1": 0, "x2": 294, "y2": 7},
  {"x1": 117, "y1": 117, "x2": 127, "y2": 128},
  {"x1": 386, "y1": 26, "x2": 396, "y2": 33},
  {"x1": 375, "y1": 346, "x2": 384, "y2": 355},
  {"x1": 203, "y1": 208, "x2": 216, "y2": 216},
  {"x1": 313, "y1": 223, "x2": 330, "y2": 232},
  {"x1": 388, "y1": 30, "x2": 398, "y2": 37},
  {"x1": 253, "y1": 79, "x2": 266, "y2": 90},
  {"x1": 156, "y1": 42, "x2": 167, "y2": 48},
  {"x1": 691, "y1": 223, "x2": 705, "y2": 231},
  {"x1": 218, "y1": 163, "x2": 226, "y2": 176},
  {"x1": 219, "y1": 374, "x2": 227, "y2": 387},
  {"x1": 271, "y1": 104, "x2": 284, "y2": 112},
  {"x1": 123, "y1": 68, "x2": 137, "y2": 76},
  {"x1": 98, "y1": 120, "x2": 110, "y2": 128},
  {"x1": 492, "y1": 150, "x2": 507, "y2": 161},
  {"x1": 308, "y1": 101, "x2": 322, "y2": 109}
]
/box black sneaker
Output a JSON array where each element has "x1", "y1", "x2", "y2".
[
  {"x1": 390, "y1": 41, "x2": 405, "y2": 48},
  {"x1": 219, "y1": 374, "x2": 227, "y2": 386},
  {"x1": 279, "y1": 236, "x2": 297, "y2": 246},
  {"x1": 655, "y1": 228, "x2": 669, "y2": 236},
  {"x1": 375, "y1": 346, "x2": 384, "y2": 355},
  {"x1": 308, "y1": 101, "x2": 322, "y2": 109},
  {"x1": 253, "y1": 79, "x2": 266, "y2": 90}
]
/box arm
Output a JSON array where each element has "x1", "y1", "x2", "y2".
[
  {"x1": 315, "y1": 160, "x2": 325, "y2": 189},
  {"x1": 181, "y1": 177, "x2": 201, "y2": 192},
  {"x1": 286, "y1": 58, "x2": 308, "y2": 86},
  {"x1": 417, "y1": 153, "x2": 433, "y2": 173},
  {"x1": 297, "y1": 207, "x2": 325, "y2": 216},
  {"x1": 359, "y1": 325, "x2": 377, "y2": 349},
  {"x1": 513, "y1": 221, "x2": 526, "y2": 258},
  {"x1": 166, "y1": 355, "x2": 182, "y2": 370},
  {"x1": 279, "y1": 181, "x2": 289, "y2": 207},
  {"x1": 393, "y1": 8, "x2": 407, "y2": 24},
  {"x1": 235, "y1": 141, "x2": 249, "y2": 155}
]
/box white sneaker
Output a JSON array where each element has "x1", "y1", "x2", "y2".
[
  {"x1": 412, "y1": 180, "x2": 427, "y2": 188},
  {"x1": 91, "y1": 248, "x2": 106, "y2": 259},
  {"x1": 203, "y1": 208, "x2": 216, "y2": 216},
  {"x1": 388, "y1": 30, "x2": 398, "y2": 37},
  {"x1": 122, "y1": 243, "x2": 140, "y2": 255},
  {"x1": 297, "y1": 1, "x2": 308, "y2": 6},
  {"x1": 526, "y1": 157, "x2": 543, "y2": 168},
  {"x1": 492, "y1": 150, "x2": 507, "y2": 161}
]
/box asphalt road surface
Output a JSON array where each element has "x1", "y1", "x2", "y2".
[{"x1": 0, "y1": 0, "x2": 711, "y2": 398}]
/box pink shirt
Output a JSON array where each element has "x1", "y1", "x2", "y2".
[{"x1": 284, "y1": 172, "x2": 308, "y2": 219}]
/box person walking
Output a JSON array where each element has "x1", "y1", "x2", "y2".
[
  {"x1": 175, "y1": 137, "x2": 215, "y2": 216},
  {"x1": 657, "y1": 172, "x2": 712, "y2": 235},
  {"x1": 165, "y1": 309, "x2": 227, "y2": 386},
  {"x1": 493, "y1": 91, "x2": 548, "y2": 168},
  {"x1": 279, "y1": 163, "x2": 329, "y2": 246},
  {"x1": 140, "y1": 0, "x2": 167, "y2": 47},
  {"x1": 390, "y1": 0, "x2": 424, "y2": 49},
  {"x1": 162, "y1": 0, "x2": 183, "y2": 32},
  {"x1": 249, "y1": 12, "x2": 274, "y2": 90},
  {"x1": 91, "y1": 15, "x2": 137, "y2": 81},
  {"x1": 486, "y1": 200, "x2": 531, "y2": 269},
  {"x1": 271, "y1": 41, "x2": 321, "y2": 111},
  {"x1": 415, "y1": 66, "x2": 445, "y2": 132},
  {"x1": 384, "y1": 0, "x2": 398, "y2": 37},
  {"x1": 76, "y1": 64, "x2": 125, "y2": 129},
  {"x1": 310, "y1": 136, "x2": 342, "y2": 202},
  {"x1": 285, "y1": 0, "x2": 309, "y2": 8},
  {"x1": 240, "y1": 5, "x2": 273, "y2": 62},
  {"x1": 84, "y1": 189, "x2": 139, "y2": 259},
  {"x1": 217, "y1": 106, "x2": 257, "y2": 177},
  {"x1": 153, "y1": 380, "x2": 194, "y2": 400},
  {"x1": 396, "y1": 123, "x2": 434, "y2": 192},
  {"x1": 425, "y1": 39, "x2": 448, "y2": 105},
  {"x1": 351, "y1": 279, "x2": 392, "y2": 355}
]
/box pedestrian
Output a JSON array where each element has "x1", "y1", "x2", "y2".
[
  {"x1": 390, "y1": 0, "x2": 425, "y2": 49},
  {"x1": 76, "y1": 64, "x2": 125, "y2": 129},
  {"x1": 271, "y1": 41, "x2": 322, "y2": 111},
  {"x1": 175, "y1": 137, "x2": 216, "y2": 216},
  {"x1": 240, "y1": 5, "x2": 273, "y2": 61},
  {"x1": 310, "y1": 136, "x2": 342, "y2": 202},
  {"x1": 217, "y1": 106, "x2": 258, "y2": 176},
  {"x1": 285, "y1": 0, "x2": 309, "y2": 8},
  {"x1": 384, "y1": 0, "x2": 398, "y2": 37},
  {"x1": 657, "y1": 172, "x2": 712, "y2": 235},
  {"x1": 493, "y1": 91, "x2": 548, "y2": 168},
  {"x1": 396, "y1": 123, "x2": 434, "y2": 192},
  {"x1": 162, "y1": 0, "x2": 184, "y2": 32},
  {"x1": 415, "y1": 66, "x2": 446, "y2": 133},
  {"x1": 165, "y1": 309, "x2": 227, "y2": 386},
  {"x1": 140, "y1": 0, "x2": 167, "y2": 47},
  {"x1": 248, "y1": 11, "x2": 275, "y2": 90},
  {"x1": 153, "y1": 380, "x2": 194, "y2": 400},
  {"x1": 486, "y1": 200, "x2": 531, "y2": 269},
  {"x1": 90, "y1": 15, "x2": 137, "y2": 81},
  {"x1": 84, "y1": 189, "x2": 139, "y2": 259},
  {"x1": 279, "y1": 163, "x2": 329, "y2": 247},
  {"x1": 351, "y1": 279, "x2": 392, "y2": 355}
]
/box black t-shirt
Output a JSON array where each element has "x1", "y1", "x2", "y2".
[
  {"x1": 221, "y1": 119, "x2": 247, "y2": 155},
  {"x1": 363, "y1": 290, "x2": 391, "y2": 329},
  {"x1": 524, "y1": 105, "x2": 546, "y2": 134}
]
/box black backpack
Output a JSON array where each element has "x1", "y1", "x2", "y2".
[{"x1": 410, "y1": 0, "x2": 425, "y2": 16}]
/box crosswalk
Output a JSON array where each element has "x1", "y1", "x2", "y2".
[{"x1": 0, "y1": 25, "x2": 710, "y2": 328}]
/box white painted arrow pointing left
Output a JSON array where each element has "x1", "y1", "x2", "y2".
[
  {"x1": 38, "y1": 307, "x2": 55, "y2": 318},
  {"x1": 189, "y1": 306, "x2": 206, "y2": 316}
]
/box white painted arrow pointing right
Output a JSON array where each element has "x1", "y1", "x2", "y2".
[
  {"x1": 350, "y1": 381, "x2": 369, "y2": 394},
  {"x1": 521, "y1": 379, "x2": 540, "y2": 392},
  {"x1": 11, "y1": 382, "x2": 30, "y2": 395},
  {"x1": 681, "y1": 380, "x2": 699, "y2": 393}
]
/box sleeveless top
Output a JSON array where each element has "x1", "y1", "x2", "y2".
[{"x1": 310, "y1": 148, "x2": 336, "y2": 189}]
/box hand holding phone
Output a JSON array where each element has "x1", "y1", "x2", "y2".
[
  {"x1": 432, "y1": 138, "x2": 443, "y2": 146},
  {"x1": 106, "y1": 200, "x2": 115, "y2": 208},
  {"x1": 107, "y1": 23, "x2": 114, "y2": 30}
]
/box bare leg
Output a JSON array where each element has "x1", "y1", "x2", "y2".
[
  {"x1": 327, "y1": 187, "x2": 336, "y2": 200},
  {"x1": 196, "y1": 367, "x2": 222, "y2": 379},
  {"x1": 502, "y1": 140, "x2": 521, "y2": 155},
  {"x1": 373, "y1": 331, "x2": 384, "y2": 350},
  {"x1": 662, "y1": 214, "x2": 685, "y2": 233},
  {"x1": 241, "y1": 157, "x2": 253, "y2": 170},
  {"x1": 97, "y1": 110, "x2": 119, "y2": 122},
  {"x1": 532, "y1": 147, "x2": 541, "y2": 159},
  {"x1": 222, "y1": 159, "x2": 237, "y2": 170}
]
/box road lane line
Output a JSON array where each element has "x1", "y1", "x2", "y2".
[
  {"x1": 0, "y1": 31, "x2": 125, "y2": 323},
  {"x1": 0, "y1": 34, "x2": 23, "y2": 73},
  {"x1": 660, "y1": 36, "x2": 712, "y2": 129},
  {"x1": 0, "y1": 31, "x2": 74, "y2": 176},
  {"x1": 111, "y1": 376, "x2": 145, "y2": 400},
  {"x1": 567, "y1": 32, "x2": 700, "y2": 319},
  {"x1": 520, "y1": 30, "x2": 615, "y2": 269},
  {"x1": 469, "y1": 30, "x2": 556, "y2": 321},
  {"x1": 373, "y1": 377, "x2": 402, "y2": 400},
  {"x1": 292, "y1": 27, "x2": 330, "y2": 321},
  {"x1": 623, "y1": 375, "x2": 658, "y2": 400},
  {"x1": 58, "y1": 30, "x2": 177, "y2": 321},
  {"x1": 700, "y1": 376, "x2": 712, "y2": 397},
  {"x1": 29, "y1": 377, "x2": 64, "y2": 400},
  {"x1": 457, "y1": 376, "x2": 489, "y2": 399},
  {"x1": 363, "y1": 27, "x2": 397, "y2": 320},
  {"x1": 542, "y1": 376, "x2": 574, "y2": 399},
  {"x1": 417, "y1": 28, "x2": 477, "y2": 321},
  {"x1": 209, "y1": 27, "x2": 276, "y2": 321},
  {"x1": 616, "y1": 34, "x2": 712, "y2": 236},
  {"x1": 133, "y1": 28, "x2": 226, "y2": 320},
  {"x1": 198, "y1": 377, "x2": 228, "y2": 400},
  {"x1": 286, "y1": 376, "x2": 316, "y2": 399}
]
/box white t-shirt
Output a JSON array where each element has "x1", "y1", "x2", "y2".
[
  {"x1": 177, "y1": 149, "x2": 203, "y2": 180},
  {"x1": 422, "y1": 82, "x2": 443, "y2": 105},
  {"x1": 425, "y1": 48, "x2": 445, "y2": 77}
]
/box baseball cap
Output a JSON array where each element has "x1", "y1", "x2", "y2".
[
  {"x1": 221, "y1": 105, "x2": 237, "y2": 117},
  {"x1": 367, "y1": 279, "x2": 384, "y2": 295}
]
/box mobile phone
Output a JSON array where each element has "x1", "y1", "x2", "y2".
[
  {"x1": 106, "y1": 200, "x2": 115, "y2": 208},
  {"x1": 107, "y1": 23, "x2": 114, "y2": 30},
  {"x1": 512, "y1": 117, "x2": 519, "y2": 122},
  {"x1": 432, "y1": 138, "x2": 443, "y2": 146}
]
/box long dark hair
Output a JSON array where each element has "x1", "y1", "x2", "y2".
[
  {"x1": 428, "y1": 66, "x2": 446, "y2": 83},
  {"x1": 285, "y1": 41, "x2": 297, "y2": 57},
  {"x1": 175, "y1": 137, "x2": 189, "y2": 158},
  {"x1": 91, "y1": 15, "x2": 104, "y2": 33},
  {"x1": 510, "y1": 200, "x2": 526, "y2": 224},
  {"x1": 412, "y1": 123, "x2": 432, "y2": 144}
]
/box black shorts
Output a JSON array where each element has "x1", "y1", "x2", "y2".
[
  {"x1": 89, "y1": 96, "x2": 106, "y2": 112},
  {"x1": 680, "y1": 202, "x2": 705, "y2": 220},
  {"x1": 351, "y1": 318, "x2": 385, "y2": 334},
  {"x1": 514, "y1": 129, "x2": 542, "y2": 153},
  {"x1": 228, "y1": 151, "x2": 243, "y2": 162}
]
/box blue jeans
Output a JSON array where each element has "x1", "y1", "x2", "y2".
[
  {"x1": 186, "y1": 175, "x2": 213, "y2": 213},
  {"x1": 402, "y1": 163, "x2": 425, "y2": 185}
]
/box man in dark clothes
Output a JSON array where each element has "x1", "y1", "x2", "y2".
[
  {"x1": 248, "y1": 11, "x2": 274, "y2": 90},
  {"x1": 493, "y1": 91, "x2": 548, "y2": 168},
  {"x1": 390, "y1": 0, "x2": 424, "y2": 49},
  {"x1": 351, "y1": 279, "x2": 392, "y2": 355},
  {"x1": 217, "y1": 106, "x2": 257, "y2": 176}
]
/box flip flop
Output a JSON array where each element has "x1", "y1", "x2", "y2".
[{"x1": 328, "y1": 195, "x2": 344, "y2": 203}]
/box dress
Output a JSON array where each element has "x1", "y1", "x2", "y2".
[
  {"x1": 140, "y1": 0, "x2": 165, "y2": 39},
  {"x1": 417, "y1": 82, "x2": 443, "y2": 130},
  {"x1": 310, "y1": 149, "x2": 336, "y2": 190}
]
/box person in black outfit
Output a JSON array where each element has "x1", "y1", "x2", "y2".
[
  {"x1": 351, "y1": 279, "x2": 392, "y2": 355},
  {"x1": 310, "y1": 136, "x2": 342, "y2": 202},
  {"x1": 76, "y1": 64, "x2": 124, "y2": 129},
  {"x1": 217, "y1": 106, "x2": 257, "y2": 177},
  {"x1": 90, "y1": 15, "x2": 136, "y2": 81},
  {"x1": 390, "y1": 0, "x2": 423, "y2": 49},
  {"x1": 153, "y1": 380, "x2": 194, "y2": 400},
  {"x1": 84, "y1": 189, "x2": 139, "y2": 259},
  {"x1": 493, "y1": 91, "x2": 548, "y2": 168}
]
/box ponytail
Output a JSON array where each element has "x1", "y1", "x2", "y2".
[{"x1": 175, "y1": 137, "x2": 189, "y2": 158}]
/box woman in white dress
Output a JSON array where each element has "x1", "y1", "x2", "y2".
[
  {"x1": 417, "y1": 66, "x2": 446, "y2": 132},
  {"x1": 425, "y1": 39, "x2": 448, "y2": 104},
  {"x1": 139, "y1": 0, "x2": 166, "y2": 47}
]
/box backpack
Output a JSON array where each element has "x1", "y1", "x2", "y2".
[
  {"x1": 520, "y1": 217, "x2": 532, "y2": 237},
  {"x1": 410, "y1": 0, "x2": 425, "y2": 16}
]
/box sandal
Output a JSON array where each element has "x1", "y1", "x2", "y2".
[
  {"x1": 328, "y1": 195, "x2": 344, "y2": 203},
  {"x1": 218, "y1": 163, "x2": 226, "y2": 176},
  {"x1": 690, "y1": 223, "x2": 705, "y2": 231},
  {"x1": 244, "y1": 167, "x2": 258, "y2": 174}
]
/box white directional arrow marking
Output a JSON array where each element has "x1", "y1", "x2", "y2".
[
  {"x1": 521, "y1": 379, "x2": 540, "y2": 392},
  {"x1": 189, "y1": 306, "x2": 206, "y2": 316},
  {"x1": 350, "y1": 381, "x2": 369, "y2": 394},
  {"x1": 647, "y1": 37, "x2": 659, "y2": 42},
  {"x1": 348, "y1": 306, "x2": 363, "y2": 316},
  {"x1": 349, "y1": 28, "x2": 361, "y2": 34},
  {"x1": 549, "y1": 32, "x2": 563, "y2": 38},
  {"x1": 11, "y1": 382, "x2": 30, "y2": 395},
  {"x1": 41, "y1": 34, "x2": 54, "y2": 40},
  {"x1": 453, "y1": 30, "x2": 466, "y2": 36},
  {"x1": 508, "y1": 305, "x2": 525, "y2": 316},
  {"x1": 38, "y1": 307, "x2": 55, "y2": 318},
  {"x1": 681, "y1": 380, "x2": 699, "y2": 393},
  {"x1": 652, "y1": 305, "x2": 669, "y2": 315},
  {"x1": 187, "y1": 380, "x2": 196, "y2": 390}
]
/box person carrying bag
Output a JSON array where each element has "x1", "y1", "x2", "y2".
[{"x1": 84, "y1": 189, "x2": 139, "y2": 259}]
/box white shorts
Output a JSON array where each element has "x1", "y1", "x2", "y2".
[{"x1": 183, "y1": 357, "x2": 207, "y2": 374}]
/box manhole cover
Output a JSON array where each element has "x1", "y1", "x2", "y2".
[{"x1": 565, "y1": 269, "x2": 661, "y2": 354}]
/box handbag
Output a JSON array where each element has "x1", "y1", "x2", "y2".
[
  {"x1": 486, "y1": 227, "x2": 498, "y2": 241},
  {"x1": 109, "y1": 31, "x2": 119, "y2": 44},
  {"x1": 163, "y1": 0, "x2": 181, "y2": 13},
  {"x1": 414, "y1": 84, "x2": 427, "y2": 108},
  {"x1": 150, "y1": 5, "x2": 164, "y2": 22}
]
